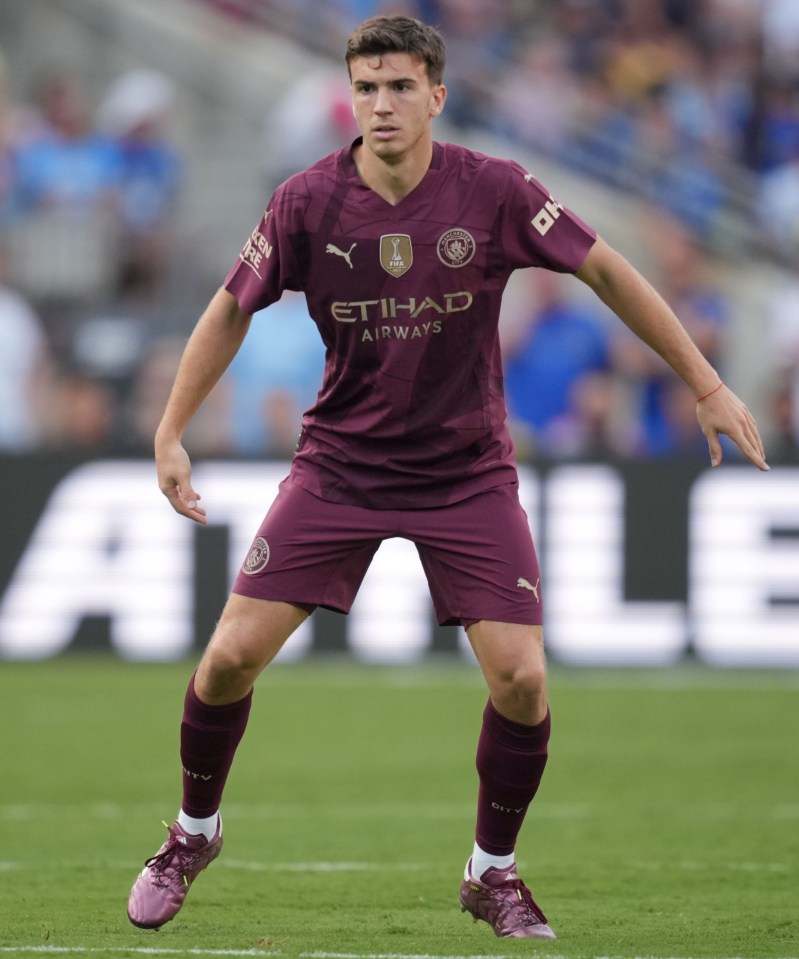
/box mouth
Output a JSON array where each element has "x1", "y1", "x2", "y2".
[{"x1": 372, "y1": 125, "x2": 399, "y2": 140}]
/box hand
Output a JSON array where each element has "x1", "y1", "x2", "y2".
[
  {"x1": 696, "y1": 384, "x2": 769, "y2": 471},
  {"x1": 155, "y1": 437, "x2": 208, "y2": 524}
]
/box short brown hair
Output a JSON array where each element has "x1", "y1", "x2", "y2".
[{"x1": 345, "y1": 16, "x2": 446, "y2": 86}]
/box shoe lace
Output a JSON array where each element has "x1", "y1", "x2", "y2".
[
  {"x1": 145, "y1": 826, "x2": 195, "y2": 889},
  {"x1": 499, "y1": 878, "x2": 548, "y2": 927}
]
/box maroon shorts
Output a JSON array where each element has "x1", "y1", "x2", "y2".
[{"x1": 232, "y1": 475, "x2": 542, "y2": 627}]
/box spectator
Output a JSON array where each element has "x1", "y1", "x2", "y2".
[
  {"x1": 766, "y1": 370, "x2": 799, "y2": 464},
  {"x1": 765, "y1": 266, "x2": 799, "y2": 460},
  {"x1": 564, "y1": 73, "x2": 641, "y2": 186},
  {"x1": 601, "y1": 2, "x2": 678, "y2": 106},
  {"x1": 261, "y1": 69, "x2": 359, "y2": 191},
  {"x1": 748, "y1": 77, "x2": 799, "y2": 174},
  {"x1": 434, "y1": 0, "x2": 518, "y2": 128},
  {"x1": 543, "y1": 370, "x2": 633, "y2": 461},
  {"x1": 5, "y1": 69, "x2": 123, "y2": 333},
  {"x1": 761, "y1": 0, "x2": 799, "y2": 83},
  {"x1": 502, "y1": 269, "x2": 613, "y2": 459},
  {"x1": 613, "y1": 215, "x2": 730, "y2": 457},
  {"x1": 128, "y1": 337, "x2": 232, "y2": 456},
  {"x1": 44, "y1": 369, "x2": 117, "y2": 451},
  {"x1": 490, "y1": 34, "x2": 582, "y2": 158},
  {"x1": 757, "y1": 145, "x2": 799, "y2": 257},
  {"x1": 98, "y1": 68, "x2": 183, "y2": 288},
  {"x1": 639, "y1": 94, "x2": 729, "y2": 238},
  {"x1": 11, "y1": 69, "x2": 121, "y2": 215},
  {"x1": 0, "y1": 243, "x2": 53, "y2": 450},
  {"x1": 0, "y1": 49, "x2": 17, "y2": 223},
  {"x1": 651, "y1": 217, "x2": 729, "y2": 360},
  {"x1": 225, "y1": 290, "x2": 326, "y2": 456},
  {"x1": 660, "y1": 35, "x2": 751, "y2": 165},
  {"x1": 549, "y1": 0, "x2": 618, "y2": 78}
]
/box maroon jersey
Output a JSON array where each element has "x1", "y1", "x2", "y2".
[{"x1": 224, "y1": 140, "x2": 596, "y2": 508}]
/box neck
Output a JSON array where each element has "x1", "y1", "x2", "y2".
[{"x1": 353, "y1": 139, "x2": 433, "y2": 206}]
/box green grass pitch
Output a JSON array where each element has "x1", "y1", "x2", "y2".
[{"x1": 1, "y1": 656, "x2": 797, "y2": 959}]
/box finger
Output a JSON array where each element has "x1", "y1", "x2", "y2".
[
  {"x1": 749, "y1": 419, "x2": 767, "y2": 462},
  {"x1": 176, "y1": 502, "x2": 207, "y2": 524},
  {"x1": 705, "y1": 430, "x2": 722, "y2": 468},
  {"x1": 740, "y1": 439, "x2": 769, "y2": 471},
  {"x1": 726, "y1": 426, "x2": 769, "y2": 471},
  {"x1": 179, "y1": 487, "x2": 208, "y2": 523},
  {"x1": 736, "y1": 420, "x2": 769, "y2": 470},
  {"x1": 163, "y1": 485, "x2": 208, "y2": 524},
  {"x1": 178, "y1": 486, "x2": 202, "y2": 511},
  {"x1": 736, "y1": 402, "x2": 768, "y2": 462}
]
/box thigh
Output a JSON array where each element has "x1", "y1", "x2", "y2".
[
  {"x1": 196, "y1": 593, "x2": 308, "y2": 703},
  {"x1": 411, "y1": 483, "x2": 543, "y2": 628},
  {"x1": 232, "y1": 476, "x2": 387, "y2": 614}
]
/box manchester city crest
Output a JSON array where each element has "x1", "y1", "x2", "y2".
[
  {"x1": 242, "y1": 536, "x2": 270, "y2": 575},
  {"x1": 437, "y1": 228, "x2": 476, "y2": 268}
]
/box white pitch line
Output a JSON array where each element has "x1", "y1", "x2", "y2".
[
  {"x1": 4, "y1": 857, "x2": 791, "y2": 876},
  {"x1": 3, "y1": 950, "x2": 799, "y2": 959},
  {"x1": 0, "y1": 860, "x2": 428, "y2": 874},
  {"x1": 0, "y1": 802, "x2": 593, "y2": 821},
  {"x1": 0, "y1": 949, "x2": 278, "y2": 957},
  {"x1": 299, "y1": 954, "x2": 522, "y2": 959},
  {"x1": 300, "y1": 954, "x2": 799, "y2": 959},
  {"x1": 223, "y1": 860, "x2": 425, "y2": 873},
  {"x1": 299, "y1": 953, "x2": 799, "y2": 959},
  {"x1": 5, "y1": 801, "x2": 799, "y2": 822}
]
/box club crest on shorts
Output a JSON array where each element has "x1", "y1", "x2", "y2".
[
  {"x1": 380, "y1": 234, "x2": 413, "y2": 277},
  {"x1": 242, "y1": 536, "x2": 270, "y2": 575},
  {"x1": 437, "y1": 228, "x2": 476, "y2": 268}
]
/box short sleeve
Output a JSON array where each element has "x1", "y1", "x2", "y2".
[
  {"x1": 224, "y1": 178, "x2": 305, "y2": 315},
  {"x1": 500, "y1": 160, "x2": 596, "y2": 274}
]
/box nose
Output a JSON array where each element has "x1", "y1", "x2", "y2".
[{"x1": 373, "y1": 86, "x2": 393, "y2": 114}]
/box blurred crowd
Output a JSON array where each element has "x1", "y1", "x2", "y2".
[{"x1": 1, "y1": 0, "x2": 799, "y2": 462}]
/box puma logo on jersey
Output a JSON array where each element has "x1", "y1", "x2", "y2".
[
  {"x1": 517, "y1": 576, "x2": 540, "y2": 601},
  {"x1": 326, "y1": 242, "x2": 356, "y2": 269}
]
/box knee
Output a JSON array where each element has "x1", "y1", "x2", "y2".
[
  {"x1": 204, "y1": 639, "x2": 262, "y2": 679},
  {"x1": 489, "y1": 662, "x2": 548, "y2": 725},
  {"x1": 195, "y1": 630, "x2": 263, "y2": 704},
  {"x1": 469, "y1": 622, "x2": 549, "y2": 724}
]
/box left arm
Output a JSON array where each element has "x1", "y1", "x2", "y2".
[{"x1": 575, "y1": 237, "x2": 768, "y2": 471}]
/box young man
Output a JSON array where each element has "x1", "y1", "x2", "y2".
[{"x1": 127, "y1": 15, "x2": 768, "y2": 940}]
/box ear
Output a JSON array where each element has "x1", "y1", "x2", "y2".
[{"x1": 430, "y1": 83, "x2": 447, "y2": 118}]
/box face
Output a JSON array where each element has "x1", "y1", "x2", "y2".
[{"x1": 349, "y1": 52, "x2": 446, "y2": 165}]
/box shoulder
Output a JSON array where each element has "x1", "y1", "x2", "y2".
[
  {"x1": 435, "y1": 142, "x2": 546, "y2": 216},
  {"x1": 437, "y1": 141, "x2": 528, "y2": 184}
]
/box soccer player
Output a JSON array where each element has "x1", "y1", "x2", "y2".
[{"x1": 127, "y1": 15, "x2": 768, "y2": 939}]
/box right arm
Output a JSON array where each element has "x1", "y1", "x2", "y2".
[
  {"x1": 155, "y1": 287, "x2": 252, "y2": 523},
  {"x1": 575, "y1": 238, "x2": 768, "y2": 470}
]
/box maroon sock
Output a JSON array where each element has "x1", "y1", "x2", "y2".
[
  {"x1": 474, "y1": 700, "x2": 551, "y2": 856},
  {"x1": 180, "y1": 673, "x2": 253, "y2": 818}
]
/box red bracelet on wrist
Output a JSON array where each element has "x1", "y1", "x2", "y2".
[{"x1": 696, "y1": 381, "x2": 724, "y2": 402}]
